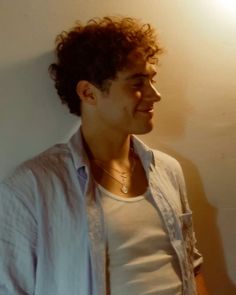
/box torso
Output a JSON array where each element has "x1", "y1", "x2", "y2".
[{"x1": 97, "y1": 181, "x2": 183, "y2": 295}]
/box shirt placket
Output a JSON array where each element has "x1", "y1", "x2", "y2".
[
  {"x1": 80, "y1": 167, "x2": 107, "y2": 295},
  {"x1": 148, "y1": 165, "x2": 194, "y2": 295}
]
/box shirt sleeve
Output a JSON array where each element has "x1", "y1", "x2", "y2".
[{"x1": 0, "y1": 180, "x2": 37, "y2": 295}]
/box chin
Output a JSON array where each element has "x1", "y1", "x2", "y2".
[{"x1": 133, "y1": 123, "x2": 154, "y2": 135}]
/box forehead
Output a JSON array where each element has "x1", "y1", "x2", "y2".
[{"x1": 117, "y1": 61, "x2": 157, "y2": 81}]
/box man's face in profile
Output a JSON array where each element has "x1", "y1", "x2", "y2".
[{"x1": 93, "y1": 60, "x2": 161, "y2": 136}]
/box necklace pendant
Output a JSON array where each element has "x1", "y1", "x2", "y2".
[{"x1": 121, "y1": 184, "x2": 128, "y2": 194}]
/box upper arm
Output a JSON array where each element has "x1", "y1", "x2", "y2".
[
  {"x1": 195, "y1": 272, "x2": 209, "y2": 295},
  {"x1": 0, "y1": 182, "x2": 37, "y2": 295}
]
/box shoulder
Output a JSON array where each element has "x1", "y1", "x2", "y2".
[
  {"x1": 152, "y1": 149, "x2": 183, "y2": 174},
  {"x1": 0, "y1": 143, "x2": 73, "y2": 198},
  {"x1": 150, "y1": 148, "x2": 186, "y2": 191},
  {"x1": 132, "y1": 136, "x2": 184, "y2": 182}
]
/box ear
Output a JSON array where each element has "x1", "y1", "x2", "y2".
[{"x1": 75, "y1": 80, "x2": 97, "y2": 105}]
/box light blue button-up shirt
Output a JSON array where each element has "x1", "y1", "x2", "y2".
[{"x1": 0, "y1": 128, "x2": 202, "y2": 294}]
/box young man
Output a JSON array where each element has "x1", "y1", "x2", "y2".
[{"x1": 0, "y1": 17, "x2": 207, "y2": 294}]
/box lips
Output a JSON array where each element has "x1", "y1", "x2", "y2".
[{"x1": 137, "y1": 107, "x2": 154, "y2": 112}]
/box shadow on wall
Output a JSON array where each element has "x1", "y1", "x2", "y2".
[
  {"x1": 158, "y1": 145, "x2": 236, "y2": 295},
  {"x1": 0, "y1": 52, "x2": 78, "y2": 179}
]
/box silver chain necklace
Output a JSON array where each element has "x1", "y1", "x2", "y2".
[{"x1": 94, "y1": 156, "x2": 136, "y2": 194}]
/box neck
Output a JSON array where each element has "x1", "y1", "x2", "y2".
[{"x1": 81, "y1": 124, "x2": 132, "y2": 168}]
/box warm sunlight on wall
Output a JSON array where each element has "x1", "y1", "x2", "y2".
[
  {"x1": 217, "y1": 0, "x2": 236, "y2": 17},
  {"x1": 0, "y1": 1, "x2": 236, "y2": 294}
]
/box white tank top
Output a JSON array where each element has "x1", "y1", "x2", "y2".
[{"x1": 97, "y1": 184, "x2": 183, "y2": 295}]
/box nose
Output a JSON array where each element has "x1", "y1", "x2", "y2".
[
  {"x1": 147, "y1": 83, "x2": 161, "y2": 103},
  {"x1": 153, "y1": 87, "x2": 161, "y2": 102}
]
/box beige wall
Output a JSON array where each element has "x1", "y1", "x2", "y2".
[{"x1": 1, "y1": 0, "x2": 236, "y2": 293}]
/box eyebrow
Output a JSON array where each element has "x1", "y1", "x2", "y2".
[{"x1": 125, "y1": 71, "x2": 157, "y2": 81}]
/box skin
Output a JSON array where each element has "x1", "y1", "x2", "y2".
[
  {"x1": 77, "y1": 60, "x2": 161, "y2": 164},
  {"x1": 76, "y1": 57, "x2": 208, "y2": 293},
  {"x1": 76, "y1": 60, "x2": 161, "y2": 197},
  {"x1": 195, "y1": 272, "x2": 209, "y2": 294}
]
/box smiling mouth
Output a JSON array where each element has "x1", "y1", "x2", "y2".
[{"x1": 137, "y1": 108, "x2": 154, "y2": 113}]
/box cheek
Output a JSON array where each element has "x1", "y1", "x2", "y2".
[
  {"x1": 134, "y1": 90, "x2": 142, "y2": 99},
  {"x1": 133, "y1": 91, "x2": 143, "y2": 111},
  {"x1": 126, "y1": 91, "x2": 142, "y2": 116}
]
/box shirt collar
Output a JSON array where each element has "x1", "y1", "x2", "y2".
[
  {"x1": 67, "y1": 126, "x2": 154, "y2": 172},
  {"x1": 131, "y1": 135, "x2": 154, "y2": 172},
  {"x1": 67, "y1": 126, "x2": 90, "y2": 171}
]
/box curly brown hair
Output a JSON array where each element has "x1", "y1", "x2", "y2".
[{"x1": 49, "y1": 16, "x2": 162, "y2": 116}]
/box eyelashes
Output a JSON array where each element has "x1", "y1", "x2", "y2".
[{"x1": 150, "y1": 78, "x2": 157, "y2": 84}]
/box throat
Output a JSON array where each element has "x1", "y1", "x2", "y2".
[
  {"x1": 92, "y1": 153, "x2": 148, "y2": 198},
  {"x1": 81, "y1": 124, "x2": 132, "y2": 163}
]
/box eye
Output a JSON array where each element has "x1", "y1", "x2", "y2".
[
  {"x1": 130, "y1": 74, "x2": 157, "y2": 89},
  {"x1": 132, "y1": 78, "x2": 145, "y2": 88},
  {"x1": 150, "y1": 78, "x2": 157, "y2": 84},
  {"x1": 150, "y1": 74, "x2": 157, "y2": 84},
  {"x1": 133, "y1": 83, "x2": 143, "y2": 88}
]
